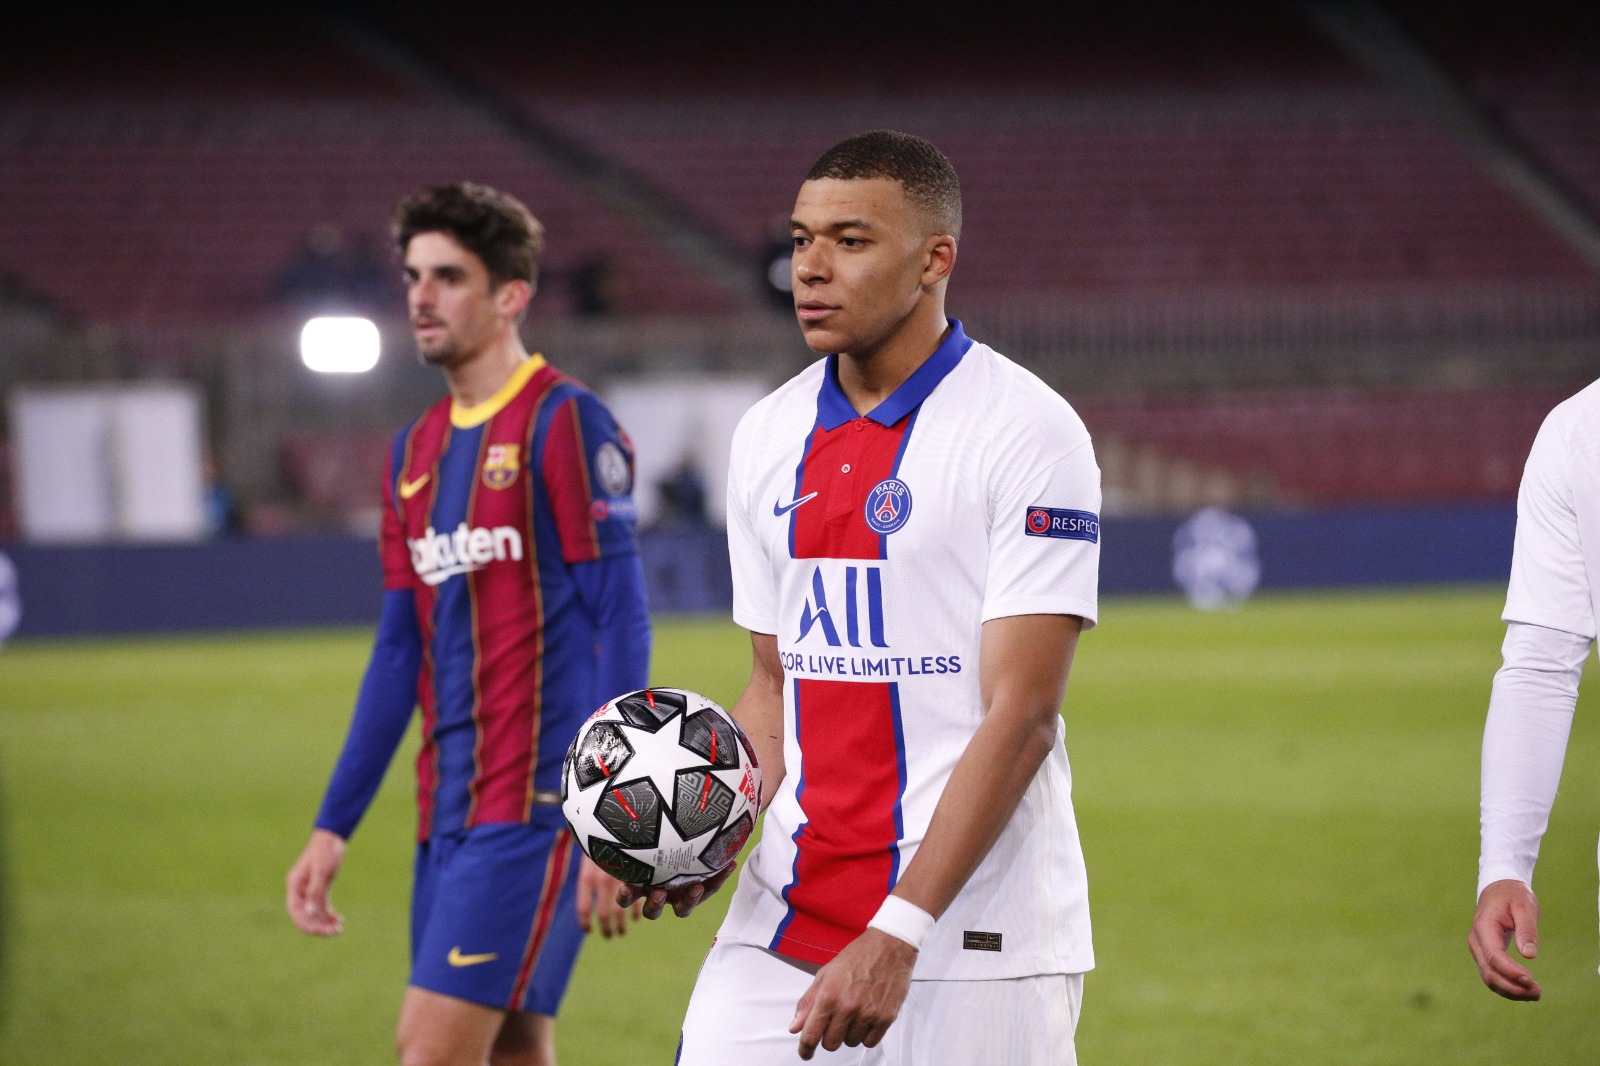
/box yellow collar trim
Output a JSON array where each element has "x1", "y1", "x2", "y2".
[{"x1": 451, "y1": 354, "x2": 547, "y2": 428}]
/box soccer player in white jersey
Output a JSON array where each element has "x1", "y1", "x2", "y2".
[
  {"x1": 621, "y1": 131, "x2": 1102, "y2": 1063},
  {"x1": 1471, "y1": 377, "x2": 1600, "y2": 1001}
]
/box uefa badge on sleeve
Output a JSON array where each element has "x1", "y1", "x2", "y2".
[
  {"x1": 1024, "y1": 506, "x2": 1099, "y2": 543},
  {"x1": 594, "y1": 442, "x2": 631, "y2": 497}
]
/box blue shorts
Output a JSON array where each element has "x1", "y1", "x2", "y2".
[{"x1": 410, "y1": 816, "x2": 585, "y2": 1015}]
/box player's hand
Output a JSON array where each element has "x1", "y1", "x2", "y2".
[
  {"x1": 286, "y1": 828, "x2": 347, "y2": 937},
  {"x1": 790, "y1": 928, "x2": 916, "y2": 1060},
  {"x1": 1469, "y1": 878, "x2": 1543, "y2": 1000},
  {"x1": 576, "y1": 856, "x2": 644, "y2": 937},
  {"x1": 617, "y1": 862, "x2": 737, "y2": 920}
]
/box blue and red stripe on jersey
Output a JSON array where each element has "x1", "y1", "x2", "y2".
[
  {"x1": 380, "y1": 356, "x2": 639, "y2": 841},
  {"x1": 770, "y1": 320, "x2": 970, "y2": 964}
]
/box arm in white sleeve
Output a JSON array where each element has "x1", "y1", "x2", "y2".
[{"x1": 1478, "y1": 620, "x2": 1592, "y2": 897}]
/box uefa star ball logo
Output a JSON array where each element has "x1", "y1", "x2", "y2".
[
  {"x1": 864, "y1": 479, "x2": 912, "y2": 535},
  {"x1": 1027, "y1": 508, "x2": 1051, "y2": 535}
]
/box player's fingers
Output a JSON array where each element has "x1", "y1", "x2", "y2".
[
  {"x1": 788, "y1": 982, "x2": 817, "y2": 1035},
  {"x1": 1468, "y1": 922, "x2": 1539, "y2": 999},
  {"x1": 671, "y1": 882, "x2": 706, "y2": 918},
  {"x1": 641, "y1": 887, "x2": 668, "y2": 920},
  {"x1": 841, "y1": 1016, "x2": 874, "y2": 1049},
  {"x1": 575, "y1": 886, "x2": 595, "y2": 933},
  {"x1": 285, "y1": 865, "x2": 306, "y2": 916},
  {"x1": 794, "y1": 985, "x2": 838, "y2": 1060},
  {"x1": 1508, "y1": 893, "x2": 1540, "y2": 959},
  {"x1": 817, "y1": 1008, "x2": 854, "y2": 1053},
  {"x1": 598, "y1": 890, "x2": 631, "y2": 938}
]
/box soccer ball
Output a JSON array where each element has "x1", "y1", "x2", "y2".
[{"x1": 561, "y1": 687, "x2": 761, "y2": 888}]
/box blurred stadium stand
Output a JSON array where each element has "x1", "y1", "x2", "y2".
[{"x1": 1, "y1": 1, "x2": 1597, "y2": 546}]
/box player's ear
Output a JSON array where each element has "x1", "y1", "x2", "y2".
[
  {"x1": 496, "y1": 278, "x2": 534, "y2": 318},
  {"x1": 921, "y1": 234, "x2": 956, "y2": 288}
]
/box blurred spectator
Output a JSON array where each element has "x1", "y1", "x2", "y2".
[
  {"x1": 655, "y1": 457, "x2": 708, "y2": 527},
  {"x1": 204, "y1": 453, "x2": 244, "y2": 538},
  {"x1": 569, "y1": 255, "x2": 619, "y2": 317},
  {"x1": 275, "y1": 223, "x2": 392, "y2": 314}
]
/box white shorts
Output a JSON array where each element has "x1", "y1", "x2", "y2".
[{"x1": 676, "y1": 939, "x2": 1083, "y2": 1066}]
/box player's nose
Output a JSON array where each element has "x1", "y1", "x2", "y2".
[
  {"x1": 793, "y1": 243, "x2": 827, "y2": 285},
  {"x1": 408, "y1": 278, "x2": 436, "y2": 310}
]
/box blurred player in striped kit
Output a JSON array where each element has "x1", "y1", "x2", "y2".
[{"x1": 286, "y1": 182, "x2": 650, "y2": 1066}]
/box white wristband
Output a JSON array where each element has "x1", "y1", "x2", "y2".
[{"x1": 866, "y1": 895, "x2": 934, "y2": 951}]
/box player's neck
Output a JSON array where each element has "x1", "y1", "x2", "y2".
[
  {"x1": 443, "y1": 333, "x2": 532, "y2": 409},
  {"x1": 836, "y1": 304, "x2": 949, "y2": 416}
]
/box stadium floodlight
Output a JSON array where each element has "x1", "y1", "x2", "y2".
[{"x1": 300, "y1": 316, "x2": 380, "y2": 373}]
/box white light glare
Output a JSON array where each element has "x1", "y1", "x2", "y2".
[{"x1": 300, "y1": 316, "x2": 381, "y2": 373}]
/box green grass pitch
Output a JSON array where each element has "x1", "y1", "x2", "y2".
[{"x1": 1, "y1": 586, "x2": 1597, "y2": 1064}]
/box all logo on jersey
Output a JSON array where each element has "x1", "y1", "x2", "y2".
[
  {"x1": 481, "y1": 444, "x2": 520, "y2": 490},
  {"x1": 798, "y1": 565, "x2": 888, "y2": 649},
  {"x1": 783, "y1": 562, "x2": 963, "y2": 679},
  {"x1": 1024, "y1": 506, "x2": 1099, "y2": 543},
  {"x1": 864, "y1": 478, "x2": 913, "y2": 535},
  {"x1": 594, "y1": 442, "x2": 631, "y2": 496}
]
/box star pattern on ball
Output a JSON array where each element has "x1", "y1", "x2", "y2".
[{"x1": 614, "y1": 715, "x2": 707, "y2": 804}]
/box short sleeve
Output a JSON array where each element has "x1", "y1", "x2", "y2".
[
  {"x1": 727, "y1": 410, "x2": 778, "y2": 635},
  {"x1": 1504, "y1": 410, "x2": 1595, "y2": 639},
  {"x1": 982, "y1": 413, "x2": 1101, "y2": 629},
  {"x1": 379, "y1": 435, "x2": 414, "y2": 591},
  {"x1": 541, "y1": 391, "x2": 641, "y2": 565}
]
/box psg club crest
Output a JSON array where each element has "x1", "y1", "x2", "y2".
[
  {"x1": 481, "y1": 444, "x2": 520, "y2": 490},
  {"x1": 864, "y1": 478, "x2": 913, "y2": 535}
]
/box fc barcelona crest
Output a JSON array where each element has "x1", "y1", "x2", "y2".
[{"x1": 482, "y1": 443, "x2": 520, "y2": 490}]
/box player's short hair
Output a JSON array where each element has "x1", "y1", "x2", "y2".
[
  {"x1": 805, "y1": 130, "x2": 962, "y2": 239},
  {"x1": 391, "y1": 182, "x2": 545, "y2": 288}
]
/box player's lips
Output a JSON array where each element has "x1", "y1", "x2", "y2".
[{"x1": 795, "y1": 301, "x2": 835, "y2": 322}]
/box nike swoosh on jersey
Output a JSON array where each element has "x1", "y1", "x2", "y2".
[
  {"x1": 399, "y1": 473, "x2": 432, "y2": 500},
  {"x1": 447, "y1": 947, "x2": 499, "y2": 967},
  {"x1": 772, "y1": 492, "x2": 819, "y2": 517}
]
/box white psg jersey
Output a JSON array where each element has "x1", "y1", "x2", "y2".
[{"x1": 718, "y1": 321, "x2": 1100, "y2": 980}]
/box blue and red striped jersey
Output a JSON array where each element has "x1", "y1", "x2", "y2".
[{"x1": 380, "y1": 355, "x2": 642, "y2": 841}]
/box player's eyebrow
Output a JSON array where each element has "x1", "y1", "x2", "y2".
[
  {"x1": 791, "y1": 217, "x2": 875, "y2": 235},
  {"x1": 404, "y1": 263, "x2": 468, "y2": 280}
]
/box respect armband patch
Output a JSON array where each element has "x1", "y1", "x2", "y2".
[{"x1": 1024, "y1": 506, "x2": 1099, "y2": 543}]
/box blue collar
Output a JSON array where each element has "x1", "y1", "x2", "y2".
[{"x1": 816, "y1": 319, "x2": 973, "y2": 430}]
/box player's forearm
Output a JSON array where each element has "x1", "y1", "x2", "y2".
[
  {"x1": 573, "y1": 554, "x2": 652, "y2": 702},
  {"x1": 1478, "y1": 621, "x2": 1588, "y2": 894},
  {"x1": 893, "y1": 613, "x2": 1080, "y2": 918},
  {"x1": 732, "y1": 633, "x2": 787, "y2": 806},
  {"x1": 889, "y1": 691, "x2": 1060, "y2": 918},
  {"x1": 314, "y1": 590, "x2": 421, "y2": 838}
]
